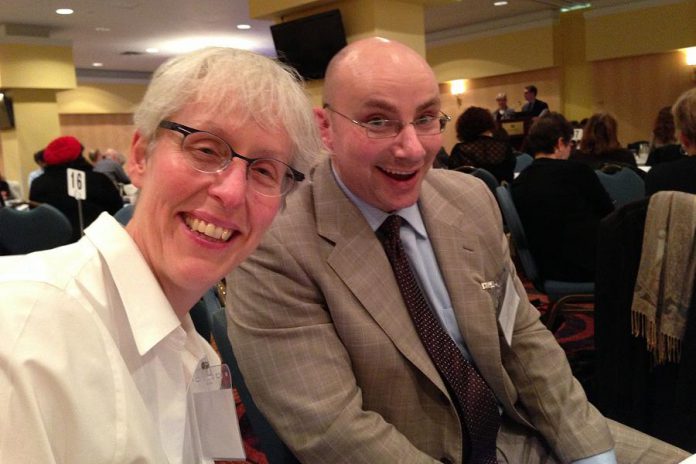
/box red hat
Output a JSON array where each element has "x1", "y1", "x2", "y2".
[{"x1": 44, "y1": 136, "x2": 83, "y2": 165}]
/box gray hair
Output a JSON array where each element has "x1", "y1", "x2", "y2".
[
  {"x1": 672, "y1": 87, "x2": 696, "y2": 146},
  {"x1": 134, "y1": 47, "x2": 322, "y2": 171}
]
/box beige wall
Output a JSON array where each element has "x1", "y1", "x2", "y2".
[{"x1": 59, "y1": 113, "x2": 134, "y2": 159}]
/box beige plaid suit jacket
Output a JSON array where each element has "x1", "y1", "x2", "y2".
[{"x1": 227, "y1": 159, "x2": 682, "y2": 463}]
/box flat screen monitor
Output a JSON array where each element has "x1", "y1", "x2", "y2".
[{"x1": 271, "y1": 9, "x2": 347, "y2": 81}]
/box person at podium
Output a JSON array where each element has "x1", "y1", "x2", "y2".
[{"x1": 521, "y1": 85, "x2": 549, "y2": 118}]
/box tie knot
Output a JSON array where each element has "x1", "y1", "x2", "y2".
[{"x1": 379, "y1": 215, "x2": 402, "y2": 240}]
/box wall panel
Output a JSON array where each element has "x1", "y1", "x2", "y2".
[{"x1": 59, "y1": 113, "x2": 134, "y2": 159}]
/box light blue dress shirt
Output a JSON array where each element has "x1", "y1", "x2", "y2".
[{"x1": 331, "y1": 165, "x2": 616, "y2": 464}]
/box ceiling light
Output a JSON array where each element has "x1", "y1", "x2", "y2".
[
  {"x1": 561, "y1": 3, "x2": 591, "y2": 12},
  {"x1": 237, "y1": 24, "x2": 251, "y2": 30},
  {"x1": 95, "y1": 27, "x2": 110, "y2": 32},
  {"x1": 92, "y1": 62, "x2": 103, "y2": 67},
  {"x1": 146, "y1": 48, "x2": 159, "y2": 54},
  {"x1": 56, "y1": 8, "x2": 74, "y2": 15},
  {"x1": 493, "y1": 1, "x2": 508, "y2": 6}
]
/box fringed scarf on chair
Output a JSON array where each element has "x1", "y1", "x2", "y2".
[{"x1": 631, "y1": 191, "x2": 696, "y2": 364}]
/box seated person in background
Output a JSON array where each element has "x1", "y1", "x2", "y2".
[
  {"x1": 0, "y1": 172, "x2": 12, "y2": 206},
  {"x1": 0, "y1": 46, "x2": 320, "y2": 464},
  {"x1": 448, "y1": 106, "x2": 516, "y2": 183},
  {"x1": 27, "y1": 149, "x2": 46, "y2": 188},
  {"x1": 512, "y1": 112, "x2": 615, "y2": 282},
  {"x1": 227, "y1": 37, "x2": 687, "y2": 464},
  {"x1": 433, "y1": 146, "x2": 450, "y2": 169},
  {"x1": 646, "y1": 88, "x2": 696, "y2": 195},
  {"x1": 570, "y1": 113, "x2": 637, "y2": 169},
  {"x1": 521, "y1": 84, "x2": 549, "y2": 118},
  {"x1": 29, "y1": 135, "x2": 123, "y2": 242},
  {"x1": 646, "y1": 105, "x2": 685, "y2": 166},
  {"x1": 94, "y1": 147, "x2": 132, "y2": 186},
  {"x1": 492, "y1": 92, "x2": 515, "y2": 121}
]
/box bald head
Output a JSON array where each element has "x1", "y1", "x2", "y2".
[
  {"x1": 323, "y1": 37, "x2": 437, "y2": 105},
  {"x1": 317, "y1": 37, "x2": 444, "y2": 212}
]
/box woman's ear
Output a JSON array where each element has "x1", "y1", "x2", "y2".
[
  {"x1": 314, "y1": 107, "x2": 333, "y2": 152},
  {"x1": 127, "y1": 131, "x2": 149, "y2": 188}
]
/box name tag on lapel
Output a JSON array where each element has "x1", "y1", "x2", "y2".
[{"x1": 482, "y1": 270, "x2": 519, "y2": 347}]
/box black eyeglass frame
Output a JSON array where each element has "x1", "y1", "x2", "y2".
[
  {"x1": 323, "y1": 104, "x2": 451, "y2": 139},
  {"x1": 158, "y1": 120, "x2": 305, "y2": 184}
]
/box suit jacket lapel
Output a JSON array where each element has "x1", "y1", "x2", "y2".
[
  {"x1": 313, "y1": 160, "x2": 446, "y2": 390},
  {"x1": 419, "y1": 178, "x2": 507, "y2": 398}
]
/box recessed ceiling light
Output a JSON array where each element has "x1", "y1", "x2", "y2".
[
  {"x1": 56, "y1": 8, "x2": 74, "y2": 15},
  {"x1": 92, "y1": 62, "x2": 103, "y2": 67},
  {"x1": 95, "y1": 27, "x2": 110, "y2": 32},
  {"x1": 494, "y1": 1, "x2": 508, "y2": 6},
  {"x1": 237, "y1": 24, "x2": 251, "y2": 30},
  {"x1": 146, "y1": 48, "x2": 159, "y2": 54},
  {"x1": 560, "y1": 2, "x2": 591, "y2": 12}
]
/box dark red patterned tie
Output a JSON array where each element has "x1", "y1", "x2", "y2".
[{"x1": 378, "y1": 215, "x2": 500, "y2": 463}]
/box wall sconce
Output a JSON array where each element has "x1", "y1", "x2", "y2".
[
  {"x1": 449, "y1": 79, "x2": 466, "y2": 107},
  {"x1": 685, "y1": 47, "x2": 696, "y2": 81}
]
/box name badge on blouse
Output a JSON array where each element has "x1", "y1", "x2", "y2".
[
  {"x1": 482, "y1": 269, "x2": 519, "y2": 347},
  {"x1": 187, "y1": 360, "x2": 245, "y2": 461}
]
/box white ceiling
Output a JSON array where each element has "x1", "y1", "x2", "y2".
[{"x1": 0, "y1": 0, "x2": 636, "y2": 80}]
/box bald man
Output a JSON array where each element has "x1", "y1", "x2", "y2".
[{"x1": 227, "y1": 38, "x2": 688, "y2": 464}]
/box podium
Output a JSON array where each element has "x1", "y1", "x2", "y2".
[{"x1": 499, "y1": 115, "x2": 533, "y2": 152}]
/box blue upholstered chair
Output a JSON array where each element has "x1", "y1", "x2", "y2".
[
  {"x1": 514, "y1": 153, "x2": 534, "y2": 173},
  {"x1": 494, "y1": 185, "x2": 594, "y2": 330},
  {"x1": 0, "y1": 203, "x2": 73, "y2": 255},
  {"x1": 211, "y1": 308, "x2": 300, "y2": 464},
  {"x1": 595, "y1": 167, "x2": 645, "y2": 209},
  {"x1": 453, "y1": 166, "x2": 499, "y2": 195},
  {"x1": 113, "y1": 203, "x2": 135, "y2": 226}
]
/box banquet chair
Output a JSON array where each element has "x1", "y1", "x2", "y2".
[
  {"x1": 594, "y1": 194, "x2": 696, "y2": 451},
  {"x1": 0, "y1": 203, "x2": 73, "y2": 255},
  {"x1": 514, "y1": 153, "x2": 533, "y2": 173},
  {"x1": 453, "y1": 166, "x2": 499, "y2": 194},
  {"x1": 595, "y1": 167, "x2": 645, "y2": 209},
  {"x1": 113, "y1": 203, "x2": 134, "y2": 225},
  {"x1": 494, "y1": 185, "x2": 594, "y2": 330},
  {"x1": 211, "y1": 308, "x2": 300, "y2": 464}
]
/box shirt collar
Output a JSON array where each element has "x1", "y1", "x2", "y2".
[
  {"x1": 331, "y1": 161, "x2": 427, "y2": 238},
  {"x1": 84, "y1": 213, "x2": 182, "y2": 356}
]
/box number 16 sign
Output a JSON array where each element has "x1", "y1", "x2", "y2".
[{"x1": 67, "y1": 168, "x2": 86, "y2": 200}]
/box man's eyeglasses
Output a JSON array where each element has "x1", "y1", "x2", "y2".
[
  {"x1": 323, "y1": 104, "x2": 451, "y2": 139},
  {"x1": 158, "y1": 120, "x2": 304, "y2": 197}
]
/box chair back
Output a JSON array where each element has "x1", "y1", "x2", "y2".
[
  {"x1": 211, "y1": 309, "x2": 300, "y2": 464},
  {"x1": 494, "y1": 185, "x2": 542, "y2": 288},
  {"x1": 470, "y1": 168, "x2": 499, "y2": 194},
  {"x1": 113, "y1": 204, "x2": 135, "y2": 225},
  {"x1": 595, "y1": 167, "x2": 645, "y2": 209},
  {"x1": 0, "y1": 203, "x2": 73, "y2": 255},
  {"x1": 514, "y1": 153, "x2": 533, "y2": 173}
]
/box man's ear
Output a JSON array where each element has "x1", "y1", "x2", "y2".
[
  {"x1": 314, "y1": 107, "x2": 333, "y2": 152},
  {"x1": 127, "y1": 131, "x2": 149, "y2": 188}
]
